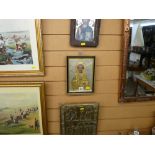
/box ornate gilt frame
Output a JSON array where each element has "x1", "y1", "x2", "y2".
[
  {"x1": 0, "y1": 82, "x2": 47, "y2": 134},
  {"x1": 0, "y1": 19, "x2": 44, "y2": 76},
  {"x1": 119, "y1": 19, "x2": 155, "y2": 102}
]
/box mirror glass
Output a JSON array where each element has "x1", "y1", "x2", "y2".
[{"x1": 124, "y1": 19, "x2": 155, "y2": 99}]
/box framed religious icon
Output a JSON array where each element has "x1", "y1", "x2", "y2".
[
  {"x1": 60, "y1": 103, "x2": 99, "y2": 135},
  {"x1": 0, "y1": 82, "x2": 47, "y2": 134},
  {"x1": 0, "y1": 19, "x2": 44, "y2": 76},
  {"x1": 70, "y1": 19, "x2": 101, "y2": 47},
  {"x1": 67, "y1": 56, "x2": 95, "y2": 94}
]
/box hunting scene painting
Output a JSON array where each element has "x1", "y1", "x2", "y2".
[
  {"x1": 0, "y1": 31, "x2": 33, "y2": 65},
  {"x1": 0, "y1": 86, "x2": 43, "y2": 134},
  {"x1": 0, "y1": 19, "x2": 44, "y2": 76}
]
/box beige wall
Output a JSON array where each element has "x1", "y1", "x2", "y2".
[{"x1": 2, "y1": 20, "x2": 155, "y2": 134}]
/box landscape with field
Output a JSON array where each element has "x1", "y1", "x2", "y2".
[{"x1": 0, "y1": 87, "x2": 42, "y2": 134}]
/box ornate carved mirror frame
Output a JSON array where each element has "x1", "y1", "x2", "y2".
[{"x1": 119, "y1": 19, "x2": 155, "y2": 102}]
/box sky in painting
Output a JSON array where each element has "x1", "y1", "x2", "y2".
[{"x1": 0, "y1": 87, "x2": 40, "y2": 109}]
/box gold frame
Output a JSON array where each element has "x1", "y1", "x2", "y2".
[
  {"x1": 0, "y1": 19, "x2": 44, "y2": 76},
  {"x1": 0, "y1": 82, "x2": 47, "y2": 134}
]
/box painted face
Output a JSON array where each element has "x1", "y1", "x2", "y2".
[
  {"x1": 77, "y1": 64, "x2": 85, "y2": 73},
  {"x1": 82, "y1": 19, "x2": 90, "y2": 25}
]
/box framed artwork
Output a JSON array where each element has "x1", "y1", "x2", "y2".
[
  {"x1": 60, "y1": 103, "x2": 99, "y2": 135},
  {"x1": 67, "y1": 56, "x2": 95, "y2": 94},
  {"x1": 0, "y1": 19, "x2": 44, "y2": 76},
  {"x1": 70, "y1": 19, "x2": 101, "y2": 47},
  {"x1": 0, "y1": 82, "x2": 47, "y2": 135}
]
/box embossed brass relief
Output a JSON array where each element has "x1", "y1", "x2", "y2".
[
  {"x1": 120, "y1": 19, "x2": 155, "y2": 102},
  {"x1": 60, "y1": 103, "x2": 99, "y2": 135}
]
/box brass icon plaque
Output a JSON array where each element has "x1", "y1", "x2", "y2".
[{"x1": 60, "y1": 103, "x2": 99, "y2": 135}]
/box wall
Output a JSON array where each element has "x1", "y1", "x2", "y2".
[{"x1": 2, "y1": 19, "x2": 155, "y2": 134}]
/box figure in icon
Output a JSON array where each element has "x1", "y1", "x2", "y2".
[
  {"x1": 75, "y1": 19, "x2": 94, "y2": 42},
  {"x1": 71, "y1": 62, "x2": 90, "y2": 91}
]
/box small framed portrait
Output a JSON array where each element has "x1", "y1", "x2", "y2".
[
  {"x1": 67, "y1": 56, "x2": 95, "y2": 94},
  {"x1": 70, "y1": 19, "x2": 101, "y2": 47},
  {"x1": 0, "y1": 19, "x2": 44, "y2": 76},
  {"x1": 0, "y1": 82, "x2": 47, "y2": 134},
  {"x1": 60, "y1": 103, "x2": 99, "y2": 135}
]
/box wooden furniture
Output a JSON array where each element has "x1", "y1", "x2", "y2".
[{"x1": 134, "y1": 75, "x2": 155, "y2": 96}]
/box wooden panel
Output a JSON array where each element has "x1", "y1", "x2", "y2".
[
  {"x1": 45, "y1": 82, "x2": 66, "y2": 95},
  {"x1": 43, "y1": 35, "x2": 122, "y2": 51},
  {"x1": 98, "y1": 117, "x2": 155, "y2": 131},
  {"x1": 48, "y1": 117, "x2": 155, "y2": 134},
  {"x1": 48, "y1": 122, "x2": 59, "y2": 134},
  {"x1": 42, "y1": 19, "x2": 123, "y2": 35},
  {"x1": 0, "y1": 68, "x2": 65, "y2": 82},
  {"x1": 44, "y1": 67, "x2": 65, "y2": 81},
  {"x1": 45, "y1": 80, "x2": 119, "y2": 95},
  {"x1": 123, "y1": 101, "x2": 155, "y2": 107},
  {"x1": 99, "y1": 106, "x2": 155, "y2": 119},
  {"x1": 42, "y1": 19, "x2": 70, "y2": 34},
  {"x1": 44, "y1": 66, "x2": 119, "y2": 81},
  {"x1": 44, "y1": 51, "x2": 121, "y2": 66},
  {"x1": 98, "y1": 128, "x2": 152, "y2": 135},
  {"x1": 49, "y1": 128, "x2": 152, "y2": 135},
  {"x1": 46, "y1": 94, "x2": 119, "y2": 108},
  {"x1": 96, "y1": 81, "x2": 119, "y2": 94},
  {"x1": 46, "y1": 95, "x2": 155, "y2": 109},
  {"x1": 48, "y1": 66, "x2": 119, "y2": 81},
  {"x1": 101, "y1": 19, "x2": 123, "y2": 35},
  {"x1": 47, "y1": 105, "x2": 155, "y2": 121},
  {"x1": 0, "y1": 66, "x2": 119, "y2": 82},
  {"x1": 96, "y1": 66, "x2": 119, "y2": 80},
  {"x1": 0, "y1": 76, "x2": 44, "y2": 82}
]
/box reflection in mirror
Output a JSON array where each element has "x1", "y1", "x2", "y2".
[{"x1": 121, "y1": 19, "x2": 155, "y2": 101}]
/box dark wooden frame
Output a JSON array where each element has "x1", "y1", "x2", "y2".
[
  {"x1": 119, "y1": 19, "x2": 155, "y2": 102},
  {"x1": 67, "y1": 56, "x2": 95, "y2": 94},
  {"x1": 70, "y1": 19, "x2": 101, "y2": 47}
]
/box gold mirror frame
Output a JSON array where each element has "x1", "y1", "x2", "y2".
[{"x1": 119, "y1": 19, "x2": 155, "y2": 102}]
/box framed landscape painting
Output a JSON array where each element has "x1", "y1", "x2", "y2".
[
  {"x1": 0, "y1": 82, "x2": 47, "y2": 134},
  {"x1": 0, "y1": 19, "x2": 44, "y2": 76},
  {"x1": 70, "y1": 19, "x2": 101, "y2": 47},
  {"x1": 67, "y1": 56, "x2": 95, "y2": 94}
]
